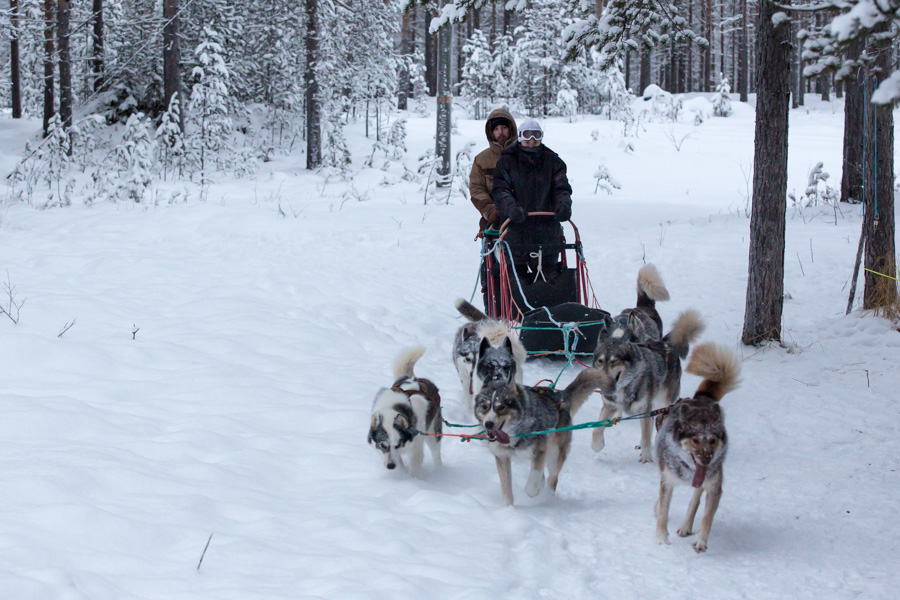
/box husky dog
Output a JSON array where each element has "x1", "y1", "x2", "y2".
[
  {"x1": 604, "y1": 264, "x2": 670, "y2": 343},
  {"x1": 367, "y1": 347, "x2": 442, "y2": 476},
  {"x1": 655, "y1": 342, "x2": 740, "y2": 553},
  {"x1": 452, "y1": 298, "x2": 526, "y2": 412},
  {"x1": 474, "y1": 368, "x2": 605, "y2": 506},
  {"x1": 591, "y1": 310, "x2": 705, "y2": 462}
]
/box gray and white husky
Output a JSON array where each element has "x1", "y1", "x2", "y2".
[
  {"x1": 655, "y1": 342, "x2": 740, "y2": 553},
  {"x1": 473, "y1": 368, "x2": 605, "y2": 506},
  {"x1": 367, "y1": 347, "x2": 442, "y2": 477},
  {"x1": 452, "y1": 298, "x2": 526, "y2": 412},
  {"x1": 603, "y1": 263, "x2": 670, "y2": 343},
  {"x1": 591, "y1": 310, "x2": 705, "y2": 462}
]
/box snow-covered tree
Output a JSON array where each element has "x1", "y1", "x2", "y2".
[
  {"x1": 555, "y1": 79, "x2": 579, "y2": 121},
  {"x1": 712, "y1": 73, "x2": 732, "y2": 117},
  {"x1": 460, "y1": 29, "x2": 494, "y2": 119},
  {"x1": 189, "y1": 25, "x2": 234, "y2": 179},
  {"x1": 113, "y1": 112, "x2": 156, "y2": 203},
  {"x1": 156, "y1": 92, "x2": 186, "y2": 180}
]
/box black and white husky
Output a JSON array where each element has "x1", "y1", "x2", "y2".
[
  {"x1": 591, "y1": 310, "x2": 705, "y2": 462},
  {"x1": 367, "y1": 347, "x2": 442, "y2": 477},
  {"x1": 452, "y1": 298, "x2": 526, "y2": 412},
  {"x1": 655, "y1": 342, "x2": 740, "y2": 553},
  {"x1": 473, "y1": 368, "x2": 605, "y2": 506},
  {"x1": 603, "y1": 263, "x2": 670, "y2": 344}
]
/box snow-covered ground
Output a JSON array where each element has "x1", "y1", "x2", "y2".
[{"x1": 0, "y1": 96, "x2": 898, "y2": 599}]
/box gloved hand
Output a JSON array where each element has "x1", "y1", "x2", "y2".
[
  {"x1": 555, "y1": 202, "x2": 572, "y2": 222},
  {"x1": 488, "y1": 209, "x2": 504, "y2": 227},
  {"x1": 508, "y1": 206, "x2": 526, "y2": 224}
]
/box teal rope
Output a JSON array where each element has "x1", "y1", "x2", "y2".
[{"x1": 442, "y1": 418, "x2": 482, "y2": 428}]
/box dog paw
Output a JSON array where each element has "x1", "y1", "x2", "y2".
[
  {"x1": 525, "y1": 474, "x2": 545, "y2": 498},
  {"x1": 655, "y1": 532, "x2": 671, "y2": 545},
  {"x1": 591, "y1": 437, "x2": 605, "y2": 452},
  {"x1": 639, "y1": 453, "x2": 653, "y2": 464},
  {"x1": 677, "y1": 527, "x2": 693, "y2": 537},
  {"x1": 692, "y1": 539, "x2": 708, "y2": 553}
]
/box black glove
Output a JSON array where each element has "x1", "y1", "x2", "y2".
[
  {"x1": 508, "y1": 206, "x2": 526, "y2": 224},
  {"x1": 555, "y1": 202, "x2": 572, "y2": 222}
]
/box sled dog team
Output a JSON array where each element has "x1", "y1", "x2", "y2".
[{"x1": 367, "y1": 264, "x2": 741, "y2": 554}]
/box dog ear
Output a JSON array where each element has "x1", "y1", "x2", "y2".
[
  {"x1": 394, "y1": 413, "x2": 409, "y2": 431},
  {"x1": 508, "y1": 376, "x2": 517, "y2": 393},
  {"x1": 478, "y1": 335, "x2": 491, "y2": 357}
]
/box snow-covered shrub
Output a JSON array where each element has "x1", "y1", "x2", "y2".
[
  {"x1": 555, "y1": 80, "x2": 579, "y2": 122},
  {"x1": 599, "y1": 62, "x2": 632, "y2": 123},
  {"x1": 112, "y1": 112, "x2": 157, "y2": 203},
  {"x1": 320, "y1": 113, "x2": 352, "y2": 181},
  {"x1": 230, "y1": 147, "x2": 259, "y2": 179},
  {"x1": 455, "y1": 141, "x2": 477, "y2": 200},
  {"x1": 386, "y1": 119, "x2": 407, "y2": 160},
  {"x1": 156, "y1": 93, "x2": 186, "y2": 181},
  {"x1": 712, "y1": 73, "x2": 733, "y2": 117},
  {"x1": 804, "y1": 162, "x2": 838, "y2": 206},
  {"x1": 594, "y1": 164, "x2": 622, "y2": 194}
]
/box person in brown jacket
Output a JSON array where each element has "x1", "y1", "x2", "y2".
[{"x1": 469, "y1": 108, "x2": 518, "y2": 233}]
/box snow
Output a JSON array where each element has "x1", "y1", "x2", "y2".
[{"x1": 1, "y1": 96, "x2": 899, "y2": 599}]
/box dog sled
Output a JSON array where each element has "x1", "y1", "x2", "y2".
[{"x1": 480, "y1": 212, "x2": 609, "y2": 360}]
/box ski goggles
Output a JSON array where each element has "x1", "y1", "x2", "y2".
[{"x1": 519, "y1": 129, "x2": 543, "y2": 141}]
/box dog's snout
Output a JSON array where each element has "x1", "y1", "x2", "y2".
[
  {"x1": 386, "y1": 462, "x2": 396, "y2": 470},
  {"x1": 484, "y1": 420, "x2": 495, "y2": 430}
]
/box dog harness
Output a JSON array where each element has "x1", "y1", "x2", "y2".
[{"x1": 391, "y1": 376, "x2": 441, "y2": 405}]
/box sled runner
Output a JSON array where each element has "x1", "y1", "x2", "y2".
[{"x1": 480, "y1": 212, "x2": 609, "y2": 360}]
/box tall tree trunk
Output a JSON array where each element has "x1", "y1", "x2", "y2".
[
  {"x1": 398, "y1": 11, "x2": 411, "y2": 110},
  {"x1": 425, "y1": 9, "x2": 436, "y2": 96},
  {"x1": 163, "y1": 0, "x2": 183, "y2": 131},
  {"x1": 92, "y1": 0, "x2": 104, "y2": 92},
  {"x1": 863, "y1": 35, "x2": 897, "y2": 309},
  {"x1": 305, "y1": 0, "x2": 321, "y2": 169},
  {"x1": 687, "y1": 1, "x2": 694, "y2": 91},
  {"x1": 639, "y1": 49, "x2": 651, "y2": 95},
  {"x1": 625, "y1": 49, "x2": 631, "y2": 91},
  {"x1": 704, "y1": 0, "x2": 713, "y2": 91},
  {"x1": 842, "y1": 38, "x2": 865, "y2": 204},
  {"x1": 42, "y1": 0, "x2": 55, "y2": 137},
  {"x1": 435, "y1": 24, "x2": 452, "y2": 188},
  {"x1": 10, "y1": 0, "x2": 22, "y2": 118},
  {"x1": 57, "y1": 0, "x2": 72, "y2": 137},
  {"x1": 742, "y1": 1, "x2": 791, "y2": 346},
  {"x1": 795, "y1": 14, "x2": 804, "y2": 107}
]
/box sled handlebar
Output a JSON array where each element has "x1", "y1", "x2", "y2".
[{"x1": 498, "y1": 212, "x2": 574, "y2": 243}]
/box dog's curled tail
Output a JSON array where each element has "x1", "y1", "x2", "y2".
[
  {"x1": 392, "y1": 346, "x2": 426, "y2": 380},
  {"x1": 663, "y1": 309, "x2": 705, "y2": 359},
  {"x1": 563, "y1": 368, "x2": 611, "y2": 416},
  {"x1": 687, "y1": 342, "x2": 741, "y2": 401},
  {"x1": 455, "y1": 298, "x2": 488, "y2": 322},
  {"x1": 636, "y1": 263, "x2": 670, "y2": 307}
]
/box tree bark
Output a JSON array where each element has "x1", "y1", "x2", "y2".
[
  {"x1": 639, "y1": 49, "x2": 651, "y2": 95},
  {"x1": 92, "y1": 0, "x2": 104, "y2": 92},
  {"x1": 57, "y1": 0, "x2": 72, "y2": 136},
  {"x1": 163, "y1": 0, "x2": 183, "y2": 130},
  {"x1": 742, "y1": 1, "x2": 791, "y2": 346},
  {"x1": 862, "y1": 36, "x2": 897, "y2": 309},
  {"x1": 738, "y1": 0, "x2": 750, "y2": 102},
  {"x1": 10, "y1": 0, "x2": 22, "y2": 118},
  {"x1": 425, "y1": 9, "x2": 436, "y2": 96},
  {"x1": 435, "y1": 24, "x2": 452, "y2": 188},
  {"x1": 841, "y1": 38, "x2": 864, "y2": 204},
  {"x1": 305, "y1": 0, "x2": 321, "y2": 169},
  {"x1": 43, "y1": 0, "x2": 55, "y2": 137}
]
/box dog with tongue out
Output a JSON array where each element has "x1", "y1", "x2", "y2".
[
  {"x1": 474, "y1": 368, "x2": 606, "y2": 506},
  {"x1": 654, "y1": 342, "x2": 741, "y2": 553}
]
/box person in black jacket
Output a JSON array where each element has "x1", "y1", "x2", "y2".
[{"x1": 491, "y1": 119, "x2": 572, "y2": 279}]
